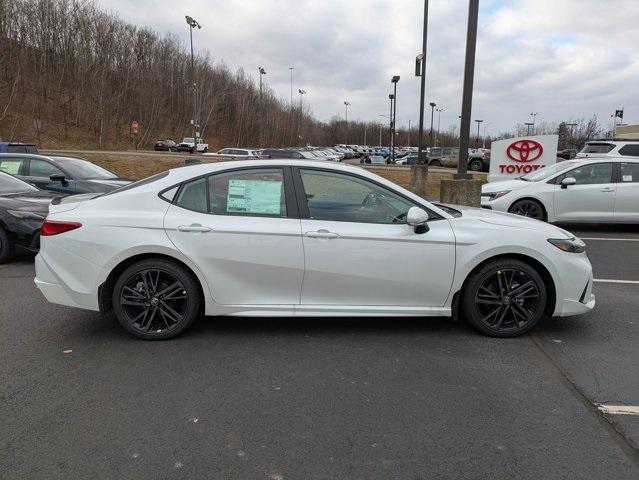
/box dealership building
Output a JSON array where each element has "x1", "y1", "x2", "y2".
[{"x1": 616, "y1": 124, "x2": 639, "y2": 139}]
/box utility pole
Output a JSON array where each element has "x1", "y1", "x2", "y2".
[{"x1": 185, "y1": 16, "x2": 201, "y2": 147}]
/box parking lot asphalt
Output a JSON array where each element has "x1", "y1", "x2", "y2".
[{"x1": 1, "y1": 226, "x2": 638, "y2": 479}]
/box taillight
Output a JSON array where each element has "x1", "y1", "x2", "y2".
[{"x1": 41, "y1": 220, "x2": 82, "y2": 236}]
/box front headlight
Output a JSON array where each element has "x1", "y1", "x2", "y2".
[
  {"x1": 482, "y1": 190, "x2": 511, "y2": 200},
  {"x1": 6, "y1": 210, "x2": 45, "y2": 221},
  {"x1": 548, "y1": 237, "x2": 586, "y2": 253}
]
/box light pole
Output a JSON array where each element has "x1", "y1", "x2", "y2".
[
  {"x1": 378, "y1": 123, "x2": 383, "y2": 147},
  {"x1": 530, "y1": 112, "x2": 538, "y2": 135},
  {"x1": 429, "y1": 102, "x2": 436, "y2": 148},
  {"x1": 258, "y1": 66, "x2": 266, "y2": 101},
  {"x1": 344, "y1": 101, "x2": 350, "y2": 143},
  {"x1": 185, "y1": 15, "x2": 201, "y2": 146},
  {"x1": 407, "y1": 119, "x2": 412, "y2": 146},
  {"x1": 289, "y1": 67, "x2": 294, "y2": 105},
  {"x1": 391, "y1": 75, "x2": 400, "y2": 159},
  {"x1": 298, "y1": 89, "x2": 306, "y2": 108},
  {"x1": 474, "y1": 119, "x2": 483, "y2": 147},
  {"x1": 388, "y1": 94, "x2": 394, "y2": 148},
  {"x1": 482, "y1": 122, "x2": 490, "y2": 148},
  {"x1": 435, "y1": 107, "x2": 444, "y2": 146},
  {"x1": 565, "y1": 122, "x2": 577, "y2": 147},
  {"x1": 524, "y1": 122, "x2": 534, "y2": 136}
]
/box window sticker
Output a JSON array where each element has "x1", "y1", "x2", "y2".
[
  {"x1": 227, "y1": 179, "x2": 283, "y2": 215},
  {"x1": 622, "y1": 175, "x2": 633, "y2": 182},
  {"x1": 0, "y1": 161, "x2": 21, "y2": 175}
]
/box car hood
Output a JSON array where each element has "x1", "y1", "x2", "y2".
[
  {"x1": 481, "y1": 179, "x2": 531, "y2": 194},
  {"x1": 447, "y1": 204, "x2": 573, "y2": 239},
  {"x1": 0, "y1": 190, "x2": 63, "y2": 214}
]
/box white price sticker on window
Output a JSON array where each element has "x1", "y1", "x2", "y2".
[
  {"x1": 227, "y1": 179, "x2": 283, "y2": 215},
  {"x1": 622, "y1": 175, "x2": 633, "y2": 182}
]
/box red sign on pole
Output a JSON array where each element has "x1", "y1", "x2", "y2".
[{"x1": 131, "y1": 120, "x2": 139, "y2": 134}]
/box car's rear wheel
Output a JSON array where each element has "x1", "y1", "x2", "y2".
[
  {"x1": 429, "y1": 159, "x2": 442, "y2": 167},
  {"x1": 509, "y1": 199, "x2": 545, "y2": 221},
  {"x1": 469, "y1": 159, "x2": 483, "y2": 171},
  {"x1": 112, "y1": 259, "x2": 201, "y2": 340},
  {"x1": 462, "y1": 259, "x2": 547, "y2": 337},
  {"x1": 0, "y1": 227, "x2": 14, "y2": 264}
]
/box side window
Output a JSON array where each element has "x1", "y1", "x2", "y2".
[
  {"x1": 618, "y1": 145, "x2": 639, "y2": 157},
  {"x1": 29, "y1": 159, "x2": 64, "y2": 178},
  {"x1": 300, "y1": 169, "x2": 414, "y2": 224},
  {"x1": 564, "y1": 163, "x2": 613, "y2": 185},
  {"x1": 442, "y1": 148, "x2": 451, "y2": 156},
  {"x1": 208, "y1": 168, "x2": 286, "y2": 217},
  {"x1": 0, "y1": 158, "x2": 24, "y2": 175},
  {"x1": 620, "y1": 163, "x2": 639, "y2": 183},
  {"x1": 176, "y1": 177, "x2": 208, "y2": 213}
]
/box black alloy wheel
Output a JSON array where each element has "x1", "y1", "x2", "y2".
[
  {"x1": 0, "y1": 227, "x2": 14, "y2": 264},
  {"x1": 469, "y1": 159, "x2": 484, "y2": 172},
  {"x1": 509, "y1": 199, "x2": 545, "y2": 221},
  {"x1": 112, "y1": 259, "x2": 201, "y2": 340},
  {"x1": 462, "y1": 259, "x2": 547, "y2": 337}
]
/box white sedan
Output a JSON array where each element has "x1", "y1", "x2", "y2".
[
  {"x1": 35, "y1": 160, "x2": 594, "y2": 340},
  {"x1": 482, "y1": 157, "x2": 639, "y2": 223}
]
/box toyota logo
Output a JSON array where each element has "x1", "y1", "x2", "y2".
[{"x1": 507, "y1": 140, "x2": 544, "y2": 163}]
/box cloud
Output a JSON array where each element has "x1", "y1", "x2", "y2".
[{"x1": 99, "y1": 0, "x2": 639, "y2": 137}]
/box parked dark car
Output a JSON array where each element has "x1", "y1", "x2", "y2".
[
  {"x1": 0, "y1": 142, "x2": 38, "y2": 154},
  {"x1": 0, "y1": 171, "x2": 62, "y2": 262},
  {"x1": 0, "y1": 154, "x2": 132, "y2": 194},
  {"x1": 154, "y1": 139, "x2": 178, "y2": 152},
  {"x1": 557, "y1": 148, "x2": 577, "y2": 160}
]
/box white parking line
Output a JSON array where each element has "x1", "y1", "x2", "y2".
[
  {"x1": 596, "y1": 404, "x2": 639, "y2": 416},
  {"x1": 593, "y1": 279, "x2": 639, "y2": 285},
  {"x1": 580, "y1": 237, "x2": 639, "y2": 242}
]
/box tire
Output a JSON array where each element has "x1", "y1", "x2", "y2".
[
  {"x1": 509, "y1": 199, "x2": 546, "y2": 221},
  {"x1": 0, "y1": 227, "x2": 14, "y2": 264},
  {"x1": 469, "y1": 159, "x2": 483, "y2": 172},
  {"x1": 112, "y1": 258, "x2": 201, "y2": 340},
  {"x1": 462, "y1": 258, "x2": 547, "y2": 338},
  {"x1": 429, "y1": 159, "x2": 442, "y2": 167},
  {"x1": 202, "y1": 147, "x2": 208, "y2": 153}
]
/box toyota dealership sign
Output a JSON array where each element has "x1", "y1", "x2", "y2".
[{"x1": 488, "y1": 135, "x2": 558, "y2": 182}]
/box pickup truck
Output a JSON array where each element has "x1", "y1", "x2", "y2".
[{"x1": 176, "y1": 137, "x2": 209, "y2": 153}]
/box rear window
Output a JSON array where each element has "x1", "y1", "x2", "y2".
[
  {"x1": 618, "y1": 145, "x2": 639, "y2": 157},
  {"x1": 7, "y1": 144, "x2": 38, "y2": 154},
  {"x1": 580, "y1": 143, "x2": 614, "y2": 154}
]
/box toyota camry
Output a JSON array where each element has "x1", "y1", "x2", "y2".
[{"x1": 35, "y1": 160, "x2": 595, "y2": 339}]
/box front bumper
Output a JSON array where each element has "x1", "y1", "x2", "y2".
[{"x1": 553, "y1": 256, "x2": 596, "y2": 317}]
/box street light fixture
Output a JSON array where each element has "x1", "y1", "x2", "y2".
[
  {"x1": 344, "y1": 101, "x2": 350, "y2": 143},
  {"x1": 524, "y1": 122, "x2": 534, "y2": 136},
  {"x1": 185, "y1": 15, "x2": 202, "y2": 146},
  {"x1": 391, "y1": 75, "x2": 400, "y2": 159},
  {"x1": 530, "y1": 112, "x2": 538, "y2": 135},
  {"x1": 298, "y1": 89, "x2": 306, "y2": 108}
]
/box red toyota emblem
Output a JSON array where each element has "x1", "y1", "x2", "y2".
[{"x1": 507, "y1": 140, "x2": 544, "y2": 163}]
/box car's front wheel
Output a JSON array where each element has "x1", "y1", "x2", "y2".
[
  {"x1": 429, "y1": 159, "x2": 441, "y2": 167},
  {"x1": 462, "y1": 258, "x2": 547, "y2": 337},
  {"x1": 112, "y1": 259, "x2": 201, "y2": 340},
  {"x1": 0, "y1": 227, "x2": 14, "y2": 264},
  {"x1": 509, "y1": 199, "x2": 545, "y2": 221}
]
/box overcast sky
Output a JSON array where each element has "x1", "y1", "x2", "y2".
[{"x1": 100, "y1": 0, "x2": 638, "y2": 137}]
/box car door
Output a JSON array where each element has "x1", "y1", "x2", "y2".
[
  {"x1": 614, "y1": 162, "x2": 639, "y2": 222},
  {"x1": 294, "y1": 167, "x2": 455, "y2": 307},
  {"x1": 163, "y1": 167, "x2": 304, "y2": 306},
  {"x1": 553, "y1": 162, "x2": 615, "y2": 222},
  {"x1": 22, "y1": 158, "x2": 78, "y2": 193}
]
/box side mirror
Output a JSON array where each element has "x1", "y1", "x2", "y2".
[
  {"x1": 561, "y1": 177, "x2": 576, "y2": 189},
  {"x1": 49, "y1": 174, "x2": 67, "y2": 184},
  {"x1": 407, "y1": 206, "x2": 430, "y2": 234}
]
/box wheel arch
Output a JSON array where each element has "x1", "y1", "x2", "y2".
[
  {"x1": 455, "y1": 253, "x2": 557, "y2": 318},
  {"x1": 98, "y1": 253, "x2": 206, "y2": 314}
]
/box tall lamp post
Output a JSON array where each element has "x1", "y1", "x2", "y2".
[
  {"x1": 530, "y1": 112, "x2": 538, "y2": 135},
  {"x1": 429, "y1": 102, "x2": 436, "y2": 148},
  {"x1": 298, "y1": 89, "x2": 306, "y2": 108},
  {"x1": 435, "y1": 107, "x2": 444, "y2": 146},
  {"x1": 185, "y1": 15, "x2": 201, "y2": 146},
  {"x1": 412, "y1": 0, "x2": 430, "y2": 196},
  {"x1": 388, "y1": 94, "x2": 394, "y2": 148},
  {"x1": 344, "y1": 101, "x2": 350, "y2": 143},
  {"x1": 258, "y1": 67, "x2": 266, "y2": 101},
  {"x1": 391, "y1": 75, "x2": 400, "y2": 159},
  {"x1": 289, "y1": 67, "x2": 294, "y2": 105},
  {"x1": 524, "y1": 122, "x2": 534, "y2": 136},
  {"x1": 474, "y1": 119, "x2": 483, "y2": 147}
]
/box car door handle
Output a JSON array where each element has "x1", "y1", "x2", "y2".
[
  {"x1": 305, "y1": 230, "x2": 339, "y2": 239},
  {"x1": 177, "y1": 224, "x2": 212, "y2": 233},
  {"x1": 600, "y1": 187, "x2": 615, "y2": 192}
]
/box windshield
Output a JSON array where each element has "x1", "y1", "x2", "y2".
[
  {"x1": 580, "y1": 143, "x2": 614, "y2": 154},
  {"x1": 0, "y1": 171, "x2": 38, "y2": 194},
  {"x1": 520, "y1": 161, "x2": 578, "y2": 182},
  {"x1": 183, "y1": 138, "x2": 194, "y2": 143},
  {"x1": 52, "y1": 157, "x2": 118, "y2": 179}
]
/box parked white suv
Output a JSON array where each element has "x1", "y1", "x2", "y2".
[{"x1": 577, "y1": 140, "x2": 639, "y2": 159}]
